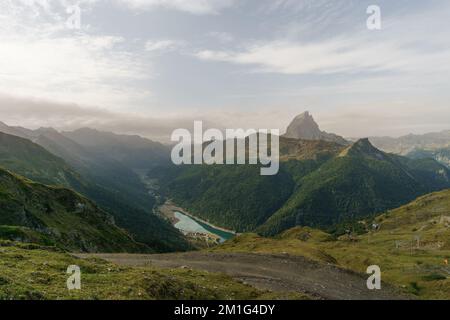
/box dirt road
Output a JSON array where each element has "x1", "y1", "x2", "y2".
[{"x1": 77, "y1": 252, "x2": 408, "y2": 300}]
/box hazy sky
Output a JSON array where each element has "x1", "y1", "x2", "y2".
[{"x1": 0, "y1": 0, "x2": 449, "y2": 141}]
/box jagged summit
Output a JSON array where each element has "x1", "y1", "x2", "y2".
[
  {"x1": 293, "y1": 111, "x2": 315, "y2": 122},
  {"x1": 285, "y1": 112, "x2": 320, "y2": 139},
  {"x1": 283, "y1": 111, "x2": 348, "y2": 145}
]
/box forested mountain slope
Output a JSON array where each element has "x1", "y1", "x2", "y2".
[
  {"x1": 0, "y1": 168, "x2": 145, "y2": 252},
  {"x1": 153, "y1": 138, "x2": 450, "y2": 236},
  {"x1": 0, "y1": 131, "x2": 189, "y2": 252}
]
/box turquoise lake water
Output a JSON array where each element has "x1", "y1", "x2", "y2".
[{"x1": 174, "y1": 211, "x2": 235, "y2": 243}]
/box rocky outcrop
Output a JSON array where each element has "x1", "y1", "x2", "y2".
[{"x1": 283, "y1": 111, "x2": 348, "y2": 145}]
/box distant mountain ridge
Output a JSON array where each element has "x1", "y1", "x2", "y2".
[
  {"x1": 283, "y1": 111, "x2": 348, "y2": 145},
  {"x1": 369, "y1": 130, "x2": 450, "y2": 155},
  {"x1": 0, "y1": 122, "x2": 167, "y2": 209},
  {"x1": 63, "y1": 127, "x2": 170, "y2": 170},
  {"x1": 407, "y1": 147, "x2": 450, "y2": 168},
  {"x1": 0, "y1": 126, "x2": 189, "y2": 252}
]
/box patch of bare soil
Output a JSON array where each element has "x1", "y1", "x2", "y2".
[{"x1": 77, "y1": 252, "x2": 410, "y2": 300}]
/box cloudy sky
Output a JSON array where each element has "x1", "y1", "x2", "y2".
[{"x1": 0, "y1": 0, "x2": 449, "y2": 141}]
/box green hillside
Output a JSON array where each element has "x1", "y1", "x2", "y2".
[
  {"x1": 407, "y1": 147, "x2": 450, "y2": 168},
  {"x1": 258, "y1": 139, "x2": 450, "y2": 235},
  {"x1": 0, "y1": 242, "x2": 301, "y2": 300},
  {"x1": 154, "y1": 138, "x2": 450, "y2": 236},
  {"x1": 150, "y1": 137, "x2": 342, "y2": 232},
  {"x1": 214, "y1": 189, "x2": 450, "y2": 299},
  {"x1": 32, "y1": 129, "x2": 155, "y2": 213},
  {"x1": 0, "y1": 168, "x2": 144, "y2": 252},
  {"x1": 0, "y1": 132, "x2": 190, "y2": 252},
  {"x1": 0, "y1": 132, "x2": 83, "y2": 188},
  {"x1": 161, "y1": 165, "x2": 295, "y2": 232}
]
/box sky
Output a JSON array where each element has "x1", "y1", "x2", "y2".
[{"x1": 0, "y1": 0, "x2": 449, "y2": 142}]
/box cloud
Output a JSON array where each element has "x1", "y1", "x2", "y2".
[
  {"x1": 196, "y1": 40, "x2": 396, "y2": 75},
  {"x1": 0, "y1": 94, "x2": 222, "y2": 142},
  {"x1": 2, "y1": 0, "x2": 450, "y2": 141},
  {"x1": 145, "y1": 39, "x2": 184, "y2": 52},
  {"x1": 0, "y1": 0, "x2": 153, "y2": 110},
  {"x1": 0, "y1": 94, "x2": 293, "y2": 142},
  {"x1": 316, "y1": 104, "x2": 450, "y2": 138},
  {"x1": 195, "y1": 2, "x2": 450, "y2": 77},
  {"x1": 115, "y1": 0, "x2": 235, "y2": 15},
  {"x1": 207, "y1": 31, "x2": 234, "y2": 43},
  {"x1": 195, "y1": 36, "x2": 450, "y2": 76}
]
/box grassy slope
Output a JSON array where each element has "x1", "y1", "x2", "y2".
[
  {"x1": 214, "y1": 190, "x2": 450, "y2": 299},
  {"x1": 0, "y1": 241, "x2": 308, "y2": 300},
  {"x1": 0, "y1": 169, "x2": 145, "y2": 253}
]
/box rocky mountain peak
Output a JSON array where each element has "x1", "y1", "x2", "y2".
[
  {"x1": 286, "y1": 111, "x2": 321, "y2": 138},
  {"x1": 283, "y1": 111, "x2": 348, "y2": 145},
  {"x1": 294, "y1": 111, "x2": 313, "y2": 121}
]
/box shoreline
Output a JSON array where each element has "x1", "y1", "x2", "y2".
[{"x1": 159, "y1": 200, "x2": 237, "y2": 235}]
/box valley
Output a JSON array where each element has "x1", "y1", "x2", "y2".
[
  {"x1": 0, "y1": 113, "x2": 449, "y2": 300},
  {"x1": 151, "y1": 135, "x2": 450, "y2": 236},
  {"x1": 2, "y1": 0, "x2": 450, "y2": 305},
  {"x1": 79, "y1": 188, "x2": 450, "y2": 299},
  {"x1": 0, "y1": 127, "x2": 189, "y2": 253}
]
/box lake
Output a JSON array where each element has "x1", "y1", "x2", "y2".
[{"x1": 174, "y1": 211, "x2": 235, "y2": 243}]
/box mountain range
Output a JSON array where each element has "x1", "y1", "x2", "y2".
[
  {"x1": 365, "y1": 130, "x2": 450, "y2": 172},
  {"x1": 257, "y1": 138, "x2": 450, "y2": 235},
  {"x1": 150, "y1": 115, "x2": 450, "y2": 236},
  {"x1": 0, "y1": 123, "x2": 169, "y2": 209},
  {"x1": 368, "y1": 130, "x2": 450, "y2": 155},
  {"x1": 0, "y1": 125, "x2": 189, "y2": 252},
  {"x1": 1, "y1": 112, "x2": 449, "y2": 300},
  {"x1": 1, "y1": 112, "x2": 450, "y2": 248}
]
